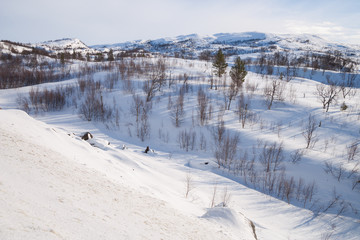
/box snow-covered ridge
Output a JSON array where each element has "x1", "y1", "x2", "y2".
[
  {"x1": 32, "y1": 38, "x2": 98, "y2": 54},
  {"x1": 88, "y1": 32, "x2": 360, "y2": 61},
  {"x1": 2, "y1": 32, "x2": 359, "y2": 59}
]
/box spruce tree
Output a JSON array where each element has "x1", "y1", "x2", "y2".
[
  {"x1": 212, "y1": 49, "x2": 228, "y2": 78},
  {"x1": 108, "y1": 49, "x2": 114, "y2": 61},
  {"x1": 230, "y1": 57, "x2": 247, "y2": 88}
]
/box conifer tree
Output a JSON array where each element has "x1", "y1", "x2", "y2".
[
  {"x1": 108, "y1": 49, "x2": 114, "y2": 61},
  {"x1": 230, "y1": 57, "x2": 247, "y2": 88},
  {"x1": 226, "y1": 57, "x2": 247, "y2": 110},
  {"x1": 212, "y1": 49, "x2": 228, "y2": 79}
]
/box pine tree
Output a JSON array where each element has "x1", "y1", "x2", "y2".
[
  {"x1": 225, "y1": 57, "x2": 247, "y2": 110},
  {"x1": 230, "y1": 57, "x2": 247, "y2": 88},
  {"x1": 212, "y1": 49, "x2": 228, "y2": 79},
  {"x1": 108, "y1": 49, "x2": 114, "y2": 61},
  {"x1": 60, "y1": 52, "x2": 65, "y2": 65}
]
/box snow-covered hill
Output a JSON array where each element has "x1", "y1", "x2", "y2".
[
  {"x1": 92, "y1": 32, "x2": 360, "y2": 59},
  {"x1": 33, "y1": 38, "x2": 98, "y2": 54},
  {"x1": 0, "y1": 109, "x2": 255, "y2": 240}
]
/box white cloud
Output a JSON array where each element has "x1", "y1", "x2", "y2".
[{"x1": 284, "y1": 20, "x2": 360, "y2": 44}]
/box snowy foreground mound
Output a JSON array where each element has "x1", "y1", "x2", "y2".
[{"x1": 0, "y1": 110, "x2": 254, "y2": 240}]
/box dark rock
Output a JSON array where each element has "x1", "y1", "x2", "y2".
[
  {"x1": 81, "y1": 132, "x2": 93, "y2": 141},
  {"x1": 144, "y1": 146, "x2": 150, "y2": 153}
]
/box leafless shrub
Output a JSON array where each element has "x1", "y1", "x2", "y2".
[
  {"x1": 170, "y1": 90, "x2": 185, "y2": 127},
  {"x1": 302, "y1": 114, "x2": 318, "y2": 149},
  {"x1": 210, "y1": 184, "x2": 218, "y2": 208},
  {"x1": 302, "y1": 181, "x2": 316, "y2": 208},
  {"x1": 122, "y1": 78, "x2": 134, "y2": 94},
  {"x1": 199, "y1": 132, "x2": 207, "y2": 151},
  {"x1": 324, "y1": 161, "x2": 335, "y2": 175},
  {"x1": 79, "y1": 88, "x2": 112, "y2": 122},
  {"x1": 221, "y1": 186, "x2": 232, "y2": 207},
  {"x1": 212, "y1": 115, "x2": 226, "y2": 147},
  {"x1": 237, "y1": 92, "x2": 252, "y2": 128},
  {"x1": 315, "y1": 82, "x2": 340, "y2": 112},
  {"x1": 348, "y1": 163, "x2": 359, "y2": 179},
  {"x1": 104, "y1": 72, "x2": 119, "y2": 91},
  {"x1": 323, "y1": 188, "x2": 341, "y2": 213},
  {"x1": 260, "y1": 141, "x2": 285, "y2": 173},
  {"x1": 284, "y1": 176, "x2": 295, "y2": 203},
  {"x1": 28, "y1": 86, "x2": 68, "y2": 113},
  {"x1": 139, "y1": 104, "x2": 151, "y2": 141},
  {"x1": 197, "y1": 87, "x2": 208, "y2": 126},
  {"x1": 290, "y1": 149, "x2": 304, "y2": 164},
  {"x1": 339, "y1": 73, "x2": 357, "y2": 99},
  {"x1": 288, "y1": 83, "x2": 298, "y2": 104},
  {"x1": 17, "y1": 94, "x2": 30, "y2": 113},
  {"x1": 347, "y1": 141, "x2": 359, "y2": 162},
  {"x1": 214, "y1": 131, "x2": 240, "y2": 169},
  {"x1": 185, "y1": 171, "x2": 195, "y2": 198},
  {"x1": 263, "y1": 77, "x2": 285, "y2": 110},
  {"x1": 178, "y1": 129, "x2": 197, "y2": 152},
  {"x1": 324, "y1": 161, "x2": 345, "y2": 182},
  {"x1": 131, "y1": 94, "x2": 144, "y2": 135},
  {"x1": 143, "y1": 58, "x2": 167, "y2": 102}
]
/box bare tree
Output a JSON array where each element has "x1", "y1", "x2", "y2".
[
  {"x1": 170, "y1": 90, "x2": 185, "y2": 127},
  {"x1": 221, "y1": 186, "x2": 232, "y2": 207},
  {"x1": 263, "y1": 77, "x2": 285, "y2": 110},
  {"x1": 214, "y1": 131, "x2": 240, "y2": 169},
  {"x1": 197, "y1": 87, "x2": 208, "y2": 126},
  {"x1": 143, "y1": 58, "x2": 167, "y2": 102},
  {"x1": 185, "y1": 171, "x2": 195, "y2": 198},
  {"x1": 290, "y1": 149, "x2": 304, "y2": 164},
  {"x1": 139, "y1": 104, "x2": 151, "y2": 141},
  {"x1": 210, "y1": 183, "x2": 218, "y2": 208},
  {"x1": 212, "y1": 116, "x2": 226, "y2": 148},
  {"x1": 178, "y1": 129, "x2": 197, "y2": 152},
  {"x1": 131, "y1": 94, "x2": 144, "y2": 136},
  {"x1": 347, "y1": 141, "x2": 359, "y2": 162},
  {"x1": 237, "y1": 92, "x2": 250, "y2": 128},
  {"x1": 315, "y1": 82, "x2": 340, "y2": 112},
  {"x1": 302, "y1": 114, "x2": 318, "y2": 149},
  {"x1": 284, "y1": 176, "x2": 295, "y2": 203},
  {"x1": 260, "y1": 141, "x2": 285, "y2": 173},
  {"x1": 225, "y1": 81, "x2": 238, "y2": 110},
  {"x1": 340, "y1": 73, "x2": 357, "y2": 99}
]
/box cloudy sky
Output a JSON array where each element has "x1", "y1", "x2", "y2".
[{"x1": 1, "y1": 0, "x2": 359, "y2": 45}]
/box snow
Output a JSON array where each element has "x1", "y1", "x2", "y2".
[
  {"x1": 1, "y1": 35, "x2": 360, "y2": 239},
  {"x1": 0, "y1": 110, "x2": 239, "y2": 240},
  {"x1": 212, "y1": 32, "x2": 266, "y2": 43},
  {"x1": 91, "y1": 32, "x2": 360, "y2": 61},
  {"x1": 201, "y1": 207, "x2": 255, "y2": 240}
]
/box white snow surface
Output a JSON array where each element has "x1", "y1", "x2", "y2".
[
  {"x1": 1, "y1": 55, "x2": 360, "y2": 239},
  {"x1": 32, "y1": 38, "x2": 98, "y2": 54},
  {"x1": 0, "y1": 110, "x2": 249, "y2": 240}
]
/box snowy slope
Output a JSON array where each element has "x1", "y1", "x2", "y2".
[
  {"x1": 0, "y1": 109, "x2": 255, "y2": 240},
  {"x1": 1, "y1": 31, "x2": 360, "y2": 239},
  {"x1": 32, "y1": 38, "x2": 98, "y2": 54}
]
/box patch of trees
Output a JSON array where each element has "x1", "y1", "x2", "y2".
[{"x1": 252, "y1": 50, "x2": 357, "y2": 77}]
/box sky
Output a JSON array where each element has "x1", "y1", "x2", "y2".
[{"x1": 1, "y1": 0, "x2": 359, "y2": 46}]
